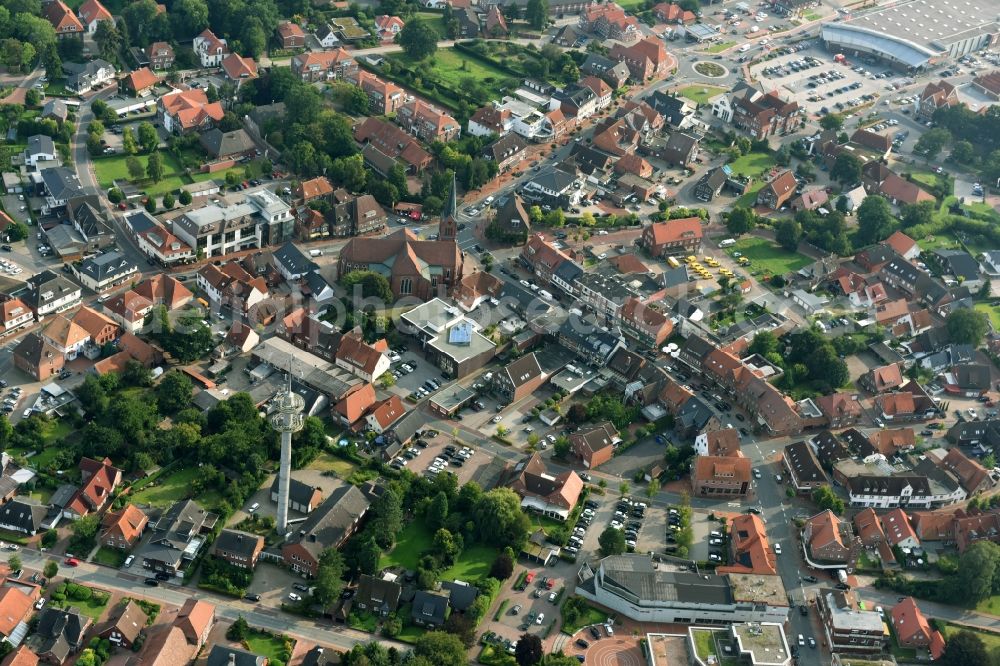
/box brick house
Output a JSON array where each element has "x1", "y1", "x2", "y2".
[
  {"x1": 755, "y1": 170, "x2": 797, "y2": 210},
  {"x1": 804, "y1": 510, "x2": 861, "y2": 568},
  {"x1": 640, "y1": 217, "x2": 702, "y2": 257},
  {"x1": 213, "y1": 529, "x2": 265, "y2": 570},
  {"x1": 570, "y1": 422, "x2": 620, "y2": 469},
  {"x1": 101, "y1": 504, "x2": 148, "y2": 549},
  {"x1": 281, "y1": 483, "x2": 370, "y2": 577},
  {"x1": 691, "y1": 455, "x2": 752, "y2": 498},
  {"x1": 492, "y1": 353, "x2": 545, "y2": 404},
  {"x1": 277, "y1": 22, "x2": 306, "y2": 48},
  {"x1": 609, "y1": 37, "x2": 671, "y2": 82}
]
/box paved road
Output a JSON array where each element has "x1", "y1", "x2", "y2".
[{"x1": 4, "y1": 546, "x2": 406, "y2": 652}]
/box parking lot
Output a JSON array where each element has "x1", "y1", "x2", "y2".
[
  {"x1": 386, "y1": 430, "x2": 494, "y2": 486},
  {"x1": 751, "y1": 47, "x2": 895, "y2": 116}
]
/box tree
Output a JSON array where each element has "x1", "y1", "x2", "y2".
[
  {"x1": 598, "y1": 526, "x2": 626, "y2": 556},
  {"x1": 341, "y1": 270, "x2": 392, "y2": 302},
  {"x1": 946, "y1": 308, "x2": 989, "y2": 347},
  {"x1": 725, "y1": 207, "x2": 755, "y2": 235},
  {"x1": 489, "y1": 552, "x2": 514, "y2": 580},
  {"x1": 525, "y1": 0, "x2": 548, "y2": 30},
  {"x1": 312, "y1": 548, "x2": 346, "y2": 607},
  {"x1": 155, "y1": 371, "x2": 194, "y2": 414},
  {"x1": 145, "y1": 198, "x2": 157, "y2": 213},
  {"x1": 122, "y1": 359, "x2": 153, "y2": 387},
  {"x1": 369, "y1": 488, "x2": 403, "y2": 549},
  {"x1": 553, "y1": 436, "x2": 570, "y2": 459},
  {"x1": 162, "y1": 192, "x2": 175, "y2": 209},
  {"x1": 137, "y1": 122, "x2": 158, "y2": 153},
  {"x1": 5, "y1": 222, "x2": 28, "y2": 242},
  {"x1": 473, "y1": 488, "x2": 531, "y2": 550},
  {"x1": 94, "y1": 20, "x2": 122, "y2": 64},
  {"x1": 226, "y1": 615, "x2": 250, "y2": 641},
  {"x1": 855, "y1": 196, "x2": 895, "y2": 246},
  {"x1": 146, "y1": 152, "x2": 164, "y2": 183},
  {"x1": 900, "y1": 200, "x2": 935, "y2": 229},
  {"x1": 514, "y1": 634, "x2": 543, "y2": 666},
  {"x1": 914, "y1": 127, "x2": 951, "y2": 158},
  {"x1": 43, "y1": 560, "x2": 58, "y2": 579},
  {"x1": 619, "y1": 481, "x2": 630, "y2": 497},
  {"x1": 8, "y1": 555, "x2": 21, "y2": 572},
  {"x1": 831, "y1": 152, "x2": 863, "y2": 185},
  {"x1": 646, "y1": 478, "x2": 660, "y2": 499},
  {"x1": 413, "y1": 632, "x2": 468, "y2": 666},
  {"x1": 24, "y1": 88, "x2": 40, "y2": 107},
  {"x1": 941, "y1": 630, "x2": 989, "y2": 666},
  {"x1": 170, "y1": 0, "x2": 208, "y2": 40},
  {"x1": 427, "y1": 491, "x2": 449, "y2": 531},
  {"x1": 122, "y1": 127, "x2": 139, "y2": 155},
  {"x1": 951, "y1": 139, "x2": 975, "y2": 164},
  {"x1": 774, "y1": 218, "x2": 803, "y2": 251},
  {"x1": 179, "y1": 189, "x2": 192, "y2": 205},
  {"x1": 126, "y1": 156, "x2": 144, "y2": 181},
  {"x1": 398, "y1": 21, "x2": 438, "y2": 60},
  {"x1": 819, "y1": 114, "x2": 843, "y2": 131},
  {"x1": 749, "y1": 330, "x2": 779, "y2": 357},
  {"x1": 811, "y1": 486, "x2": 845, "y2": 515}
]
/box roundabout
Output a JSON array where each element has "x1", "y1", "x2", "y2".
[
  {"x1": 581, "y1": 637, "x2": 646, "y2": 665},
  {"x1": 693, "y1": 61, "x2": 729, "y2": 78}
]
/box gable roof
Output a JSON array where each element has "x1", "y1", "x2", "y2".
[
  {"x1": 334, "y1": 383, "x2": 377, "y2": 424},
  {"x1": 101, "y1": 504, "x2": 148, "y2": 544},
  {"x1": 646, "y1": 216, "x2": 702, "y2": 246},
  {"x1": 0, "y1": 587, "x2": 33, "y2": 639},
  {"x1": 507, "y1": 453, "x2": 583, "y2": 510},
  {"x1": 885, "y1": 230, "x2": 917, "y2": 257},
  {"x1": 101, "y1": 600, "x2": 148, "y2": 645},
  {"x1": 284, "y1": 483, "x2": 370, "y2": 561},
  {"x1": 882, "y1": 508, "x2": 918, "y2": 545}
]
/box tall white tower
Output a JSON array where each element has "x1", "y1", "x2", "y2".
[{"x1": 270, "y1": 360, "x2": 304, "y2": 535}]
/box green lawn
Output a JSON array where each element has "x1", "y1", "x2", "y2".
[
  {"x1": 731, "y1": 237, "x2": 812, "y2": 276},
  {"x1": 705, "y1": 41, "x2": 736, "y2": 54},
  {"x1": 735, "y1": 181, "x2": 765, "y2": 208},
  {"x1": 442, "y1": 543, "x2": 499, "y2": 581},
  {"x1": 414, "y1": 11, "x2": 448, "y2": 37},
  {"x1": 307, "y1": 453, "x2": 358, "y2": 479},
  {"x1": 726, "y1": 152, "x2": 778, "y2": 179},
  {"x1": 0, "y1": 145, "x2": 25, "y2": 171},
  {"x1": 385, "y1": 47, "x2": 515, "y2": 106},
  {"x1": 92, "y1": 152, "x2": 189, "y2": 197},
  {"x1": 54, "y1": 589, "x2": 110, "y2": 622},
  {"x1": 348, "y1": 611, "x2": 379, "y2": 633},
  {"x1": 478, "y1": 645, "x2": 516, "y2": 666},
  {"x1": 908, "y1": 169, "x2": 940, "y2": 189},
  {"x1": 975, "y1": 302, "x2": 1000, "y2": 330},
  {"x1": 677, "y1": 84, "x2": 727, "y2": 105},
  {"x1": 940, "y1": 623, "x2": 1000, "y2": 652},
  {"x1": 92, "y1": 547, "x2": 127, "y2": 568},
  {"x1": 244, "y1": 631, "x2": 292, "y2": 663},
  {"x1": 692, "y1": 629, "x2": 719, "y2": 661},
  {"x1": 130, "y1": 467, "x2": 215, "y2": 508},
  {"x1": 379, "y1": 523, "x2": 435, "y2": 571},
  {"x1": 803, "y1": 11, "x2": 822, "y2": 20},
  {"x1": 381, "y1": 523, "x2": 498, "y2": 580},
  {"x1": 559, "y1": 597, "x2": 607, "y2": 635},
  {"x1": 44, "y1": 79, "x2": 77, "y2": 98}
]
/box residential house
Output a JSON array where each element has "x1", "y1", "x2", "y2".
[
  {"x1": 374, "y1": 14, "x2": 405, "y2": 41},
  {"x1": 581, "y1": 3, "x2": 639, "y2": 41},
  {"x1": 221, "y1": 54, "x2": 258, "y2": 86},
  {"x1": 860, "y1": 363, "x2": 904, "y2": 393},
  {"x1": 483, "y1": 134, "x2": 529, "y2": 174},
  {"x1": 580, "y1": 54, "x2": 630, "y2": 89},
  {"x1": 554, "y1": 84, "x2": 598, "y2": 120},
  {"x1": 98, "y1": 601, "x2": 148, "y2": 649},
  {"x1": 28, "y1": 608, "x2": 91, "y2": 665},
  {"x1": 520, "y1": 233, "x2": 571, "y2": 283},
  {"x1": 790, "y1": 189, "x2": 828, "y2": 212},
  {"x1": 817, "y1": 591, "x2": 885, "y2": 655},
  {"x1": 492, "y1": 353, "x2": 545, "y2": 404},
  {"x1": 269, "y1": 477, "x2": 323, "y2": 515},
  {"x1": 193, "y1": 29, "x2": 229, "y2": 67},
  {"x1": 0, "y1": 298, "x2": 33, "y2": 336},
  {"x1": 647, "y1": 91, "x2": 697, "y2": 130},
  {"x1": 276, "y1": 22, "x2": 306, "y2": 48},
  {"x1": 695, "y1": 429, "x2": 741, "y2": 458},
  {"x1": 146, "y1": 42, "x2": 175, "y2": 70},
  {"x1": 45, "y1": 1, "x2": 83, "y2": 39},
  {"x1": 972, "y1": 71, "x2": 1000, "y2": 100},
  {"x1": 815, "y1": 393, "x2": 862, "y2": 428},
  {"x1": 727, "y1": 84, "x2": 802, "y2": 139},
  {"x1": 609, "y1": 37, "x2": 672, "y2": 82},
  {"x1": 364, "y1": 395, "x2": 406, "y2": 434},
  {"x1": 891, "y1": 597, "x2": 945, "y2": 658},
  {"x1": 281, "y1": 483, "x2": 370, "y2": 577},
  {"x1": 212, "y1": 529, "x2": 264, "y2": 570},
  {"x1": 196, "y1": 263, "x2": 268, "y2": 315},
  {"x1": 354, "y1": 117, "x2": 433, "y2": 174},
  {"x1": 291, "y1": 49, "x2": 357, "y2": 83},
  {"x1": 77, "y1": 0, "x2": 112, "y2": 33},
  {"x1": 315, "y1": 24, "x2": 341, "y2": 48},
  {"x1": 862, "y1": 162, "x2": 935, "y2": 206},
  {"x1": 70, "y1": 306, "x2": 118, "y2": 347},
  {"x1": 159, "y1": 89, "x2": 224, "y2": 134},
  {"x1": 640, "y1": 217, "x2": 703, "y2": 257},
  {"x1": 351, "y1": 574, "x2": 401, "y2": 617},
  {"x1": 718, "y1": 514, "x2": 776, "y2": 575},
  {"x1": 618, "y1": 296, "x2": 672, "y2": 347},
  {"x1": 935, "y1": 248, "x2": 983, "y2": 290},
  {"x1": 0, "y1": 588, "x2": 34, "y2": 645},
  {"x1": 101, "y1": 504, "x2": 148, "y2": 549},
  {"x1": 338, "y1": 228, "x2": 462, "y2": 300},
  {"x1": 139, "y1": 499, "x2": 217, "y2": 576},
  {"x1": 396, "y1": 100, "x2": 460, "y2": 142},
  {"x1": 124, "y1": 67, "x2": 160, "y2": 97},
  {"x1": 24, "y1": 135, "x2": 57, "y2": 168},
  {"x1": 40, "y1": 100, "x2": 68, "y2": 124},
  {"x1": 783, "y1": 440, "x2": 827, "y2": 492},
  {"x1": 199, "y1": 128, "x2": 255, "y2": 160},
  {"x1": 335, "y1": 331, "x2": 390, "y2": 383},
  {"x1": 756, "y1": 170, "x2": 797, "y2": 210},
  {"x1": 915, "y1": 80, "x2": 959, "y2": 121},
  {"x1": 1, "y1": 647, "x2": 38, "y2": 666},
  {"x1": 803, "y1": 510, "x2": 861, "y2": 568},
  {"x1": 64, "y1": 60, "x2": 115, "y2": 94},
  {"x1": 660, "y1": 132, "x2": 700, "y2": 167},
  {"x1": 692, "y1": 455, "x2": 752, "y2": 498},
  {"x1": 937, "y1": 448, "x2": 993, "y2": 496},
  {"x1": 504, "y1": 453, "x2": 583, "y2": 521},
  {"x1": 653, "y1": 2, "x2": 696, "y2": 24},
  {"x1": 129, "y1": 599, "x2": 214, "y2": 666},
  {"x1": 64, "y1": 457, "x2": 122, "y2": 520},
  {"x1": 12, "y1": 334, "x2": 64, "y2": 381},
  {"x1": 0, "y1": 499, "x2": 47, "y2": 536},
  {"x1": 346, "y1": 70, "x2": 404, "y2": 115},
  {"x1": 881, "y1": 508, "x2": 920, "y2": 550},
  {"x1": 410, "y1": 591, "x2": 448, "y2": 629},
  {"x1": 570, "y1": 422, "x2": 620, "y2": 469},
  {"x1": 693, "y1": 167, "x2": 728, "y2": 202}
]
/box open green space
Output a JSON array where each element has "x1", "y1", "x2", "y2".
[
  {"x1": 307, "y1": 453, "x2": 358, "y2": 479},
  {"x1": 975, "y1": 594, "x2": 1000, "y2": 615},
  {"x1": 379, "y1": 522, "x2": 435, "y2": 571},
  {"x1": 803, "y1": 11, "x2": 823, "y2": 20},
  {"x1": 52, "y1": 586, "x2": 110, "y2": 622},
  {"x1": 908, "y1": 169, "x2": 940, "y2": 189},
  {"x1": 347, "y1": 611, "x2": 379, "y2": 633},
  {"x1": 414, "y1": 11, "x2": 448, "y2": 37},
  {"x1": 244, "y1": 631, "x2": 292, "y2": 664},
  {"x1": 384, "y1": 47, "x2": 515, "y2": 109},
  {"x1": 735, "y1": 181, "x2": 766, "y2": 208},
  {"x1": 380, "y1": 522, "x2": 498, "y2": 579},
  {"x1": 975, "y1": 303, "x2": 1000, "y2": 330},
  {"x1": 614, "y1": 0, "x2": 645, "y2": 9},
  {"x1": 92, "y1": 152, "x2": 189, "y2": 197},
  {"x1": 677, "y1": 85, "x2": 726, "y2": 105},
  {"x1": 940, "y1": 623, "x2": 1000, "y2": 652},
  {"x1": 92, "y1": 547, "x2": 127, "y2": 568},
  {"x1": 478, "y1": 645, "x2": 516, "y2": 666},
  {"x1": 44, "y1": 79, "x2": 76, "y2": 98},
  {"x1": 559, "y1": 597, "x2": 607, "y2": 635},
  {"x1": 0, "y1": 145, "x2": 25, "y2": 172},
  {"x1": 705, "y1": 41, "x2": 736, "y2": 54},
  {"x1": 130, "y1": 467, "x2": 221, "y2": 509},
  {"x1": 726, "y1": 152, "x2": 777, "y2": 179},
  {"x1": 730, "y1": 237, "x2": 812, "y2": 276}
]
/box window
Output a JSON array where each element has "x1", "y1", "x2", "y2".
[{"x1": 400, "y1": 278, "x2": 412, "y2": 295}]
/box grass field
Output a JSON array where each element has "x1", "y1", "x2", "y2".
[
  {"x1": 705, "y1": 41, "x2": 736, "y2": 54},
  {"x1": 479, "y1": 645, "x2": 516, "y2": 666},
  {"x1": 245, "y1": 631, "x2": 292, "y2": 663},
  {"x1": 975, "y1": 303, "x2": 1000, "y2": 330},
  {"x1": 386, "y1": 47, "x2": 515, "y2": 104},
  {"x1": 54, "y1": 587, "x2": 110, "y2": 621},
  {"x1": 559, "y1": 597, "x2": 607, "y2": 635},
  {"x1": 735, "y1": 181, "x2": 766, "y2": 208},
  {"x1": 803, "y1": 11, "x2": 822, "y2": 20},
  {"x1": 731, "y1": 237, "x2": 811, "y2": 276},
  {"x1": 130, "y1": 467, "x2": 221, "y2": 508},
  {"x1": 414, "y1": 11, "x2": 448, "y2": 37},
  {"x1": 92, "y1": 547, "x2": 126, "y2": 568},
  {"x1": 940, "y1": 622, "x2": 1000, "y2": 652},
  {"x1": 307, "y1": 453, "x2": 358, "y2": 479},
  {"x1": 726, "y1": 152, "x2": 777, "y2": 179},
  {"x1": 677, "y1": 85, "x2": 727, "y2": 105},
  {"x1": 92, "y1": 152, "x2": 188, "y2": 197},
  {"x1": 908, "y1": 169, "x2": 940, "y2": 189},
  {"x1": 380, "y1": 523, "x2": 498, "y2": 578}
]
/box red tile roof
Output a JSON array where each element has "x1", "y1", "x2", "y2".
[{"x1": 646, "y1": 216, "x2": 702, "y2": 245}]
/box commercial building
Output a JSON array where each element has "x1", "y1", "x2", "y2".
[
  {"x1": 821, "y1": 0, "x2": 999, "y2": 70},
  {"x1": 577, "y1": 554, "x2": 788, "y2": 625},
  {"x1": 816, "y1": 590, "x2": 886, "y2": 655}
]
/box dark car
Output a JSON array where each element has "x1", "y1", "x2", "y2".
[
  {"x1": 0, "y1": 245, "x2": 10, "y2": 252},
  {"x1": 144, "y1": 578, "x2": 159, "y2": 586},
  {"x1": 803, "y1": 575, "x2": 818, "y2": 583},
  {"x1": 589, "y1": 626, "x2": 601, "y2": 640},
  {"x1": 799, "y1": 605, "x2": 808, "y2": 616},
  {"x1": 575, "y1": 639, "x2": 589, "y2": 649},
  {"x1": 244, "y1": 593, "x2": 261, "y2": 602},
  {"x1": 835, "y1": 582, "x2": 851, "y2": 590},
  {"x1": 155, "y1": 572, "x2": 170, "y2": 581},
  {"x1": 293, "y1": 583, "x2": 310, "y2": 592}
]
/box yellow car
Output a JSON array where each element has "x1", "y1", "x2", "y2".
[
  {"x1": 686, "y1": 255, "x2": 697, "y2": 263},
  {"x1": 738, "y1": 257, "x2": 751, "y2": 266}
]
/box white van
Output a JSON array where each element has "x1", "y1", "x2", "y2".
[
  {"x1": 309, "y1": 249, "x2": 324, "y2": 257},
  {"x1": 719, "y1": 238, "x2": 737, "y2": 247},
  {"x1": 538, "y1": 290, "x2": 553, "y2": 301}
]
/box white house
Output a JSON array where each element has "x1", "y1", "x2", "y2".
[
  {"x1": 711, "y1": 94, "x2": 734, "y2": 123},
  {"x1": 845, "y1": 476, "x2": 966, "y2": 510},
  {"x1": 24, "y1": 135, "x2": 57, "y2": 167},
  {"x1": 75, "y1": 251, "x2": 139, "y2": 293},
  {"x1": 315, "y1": 24, "x2": 341, "y2": 48},
  {"x1": 193, "y1": 29, "x2": 229, "y2": 68}
]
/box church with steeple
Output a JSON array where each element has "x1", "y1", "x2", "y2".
[{"x1": 336, "y1": 176, "x2": 464, "y2": 301}]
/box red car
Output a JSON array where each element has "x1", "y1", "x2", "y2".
[
  {"x1": 65, "y1": 558, "x2": 80, "y2": 567},
  {"x1": 546, "y1": 579, "x2": 555, "y2": 590},
  {"x1": 525, "y1": 572, "x2": 535, "y2": 584}
]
